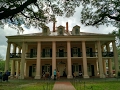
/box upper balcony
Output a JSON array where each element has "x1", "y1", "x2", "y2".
[{"x1": 10, "y1": 52, "x2": 114, "y2": 59}]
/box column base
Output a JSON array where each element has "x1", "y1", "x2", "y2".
[
  {"x1": 100, "y1": 74, "x2": 105, "y2": 78},
  {"x1": 35, "y1": 75, "x2": 41, "y2": 79},
  {"x1": 10, "y1": 74, "x2": 15, "y2": 78},
  {"x1": 83, "y1": 75, "x2": 89, "y2": 78},
  {"x1": 19, "y1": 75, "x2": 24, "y2": 79},
  {"x1": 67, "y1": 75, "x2": 73, "y2": 79}
]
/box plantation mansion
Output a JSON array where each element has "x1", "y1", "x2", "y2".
[{"x1": 5, "y1": 22, "x2": 119, "y2": 79}]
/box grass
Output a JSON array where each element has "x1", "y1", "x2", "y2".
[
  {"x1": 72, "y1": 78, "x2": 120, "y2": 90},
  {"x1": 1, "y1": 78, "x2": 120, "y2": 90},
  {"x1": 0, "y1": 79, "x2": 54, "y2": 90}
]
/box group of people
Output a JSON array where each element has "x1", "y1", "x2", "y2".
[
  {"x1": 0, "y1": 70, "x2": 9, "y2": 82},
  {"x1": 42, "y1": 69, "x2": 83, "y2": 80},
  {"x1": 42, "y1": 69, "x2": 60, "y2": 80},
  {"x1": 54, "y1": 69, "x2": 60, "y2": 80}
]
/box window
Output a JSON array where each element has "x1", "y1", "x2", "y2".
[
  {"x1": 45, "y1": 48, "x2": 50, "y2": 55},
  {"x1": 32, "y1": 64, "x2": 36, "y2": 72},
  {"x1": 75, "y1": 28, "x2": 79, "y2": 35},
  {"x1": 44, "y1": 28, "x2": 47, "y2": 33},
  {"x1": 44, "y1": 65, "x2": 50, "y2": 72},
  {"x1": 73, "y1": 47, "x2": 78, "y2": 54},
  {"x1": 59, "y1": 28, "x2": 63, "y2": 35},
  {"x1": 73, "y1": 64, "x2": 79, "y2": 72},
  {"x1": 33, "y1": 49, "x2": 37, "y2": 56}
]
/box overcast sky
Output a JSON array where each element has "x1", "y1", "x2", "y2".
[{"x1": 0, "y1": 7, "x2": 116, "y2": 59}]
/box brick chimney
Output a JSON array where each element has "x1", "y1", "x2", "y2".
[
  {"x1": 53, "y1": 21, "x2": 55, "y2": 32},
  {"x1": 66, "y1": 22, "x2": 68, "y2": 32}
]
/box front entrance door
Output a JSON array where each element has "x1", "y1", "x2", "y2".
[
  {"x1": 29, "y1": 66, "x2": 32, "y2": 77},
  {"x1": 91, "y1": 65, "x2": 95, "y2": 76},
  {"x1": 59, "y1": 49, "x2": 64, "y2": 57},
  {"x1": 57, "y1": 64, "x2": 66, "y2": 76}
]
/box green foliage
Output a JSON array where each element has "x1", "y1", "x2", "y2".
[
  {"x1": 81, "y1": 0, "x2": 120, "y2": 28},
  {"x1": 1, "y1": 0, "x2": 120, "y2": 32},
  {"x1": 0, "y1": 0, "x2": 81, "y2": 32}
]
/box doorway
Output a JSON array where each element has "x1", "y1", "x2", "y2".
[
  {"x1": 57, "y1": 64, "x2": 66, "y2": 77},
  {"x1": 29, "y1": 66, "x2": 32, "y2": 77},
  {"x1": 91, "y1": 65, "x2": 95, "y2": 76}
]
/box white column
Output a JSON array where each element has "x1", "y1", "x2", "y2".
[
  {"x1": 97, "y1": 41, "x2": 105, "y2": 78},
  {"x1": 67, "y1": 41, "x2": 73, "y2": 79},
  {"x1": 16, "y1": 47, "x2": 21, "y2": 77},
  {"x1": 35, "y1": 42, "x2": 41, "y2": 79},
  {"x1": 101, "y1": 46, "x2": 106, "y2": 75},
  {"x1": 82, "y1": 41, "x2": 89, "y2": 78},
  {"x1": 16, "y1": 61, "x2": 20, "y2": 78},
  {"x1": 24, "y1": 61, "x2": 27, "y2": 77},
  {"x1": 106, "y1": 43, "x2": 113, "y2": 77},
  {"x1": 5, "y1": 42, "x2": 11, "y2": 71},
  {"x1": 112, "y1": 41, "x2": 119, "y2": 77},
  {"x1": 20, "y1": 42, "x2": 26, "y2": 79},
  {"x1": 52, "y1": 41, "x2": 56, "y2": 78},
  {"x1": 11, "y1": 44, "x2": 16, "y2": 77}
]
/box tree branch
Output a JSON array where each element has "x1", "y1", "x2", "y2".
[
  {"x1": 0, "y1": 0, "x2": 37, "y2": 20},
  {"x1": 107, "y1": 15, "x2": 120, "y2": 21}
]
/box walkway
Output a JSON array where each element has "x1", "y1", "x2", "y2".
[{"x1": 53, "y1": 81, "x2": 76, "y2": 90}]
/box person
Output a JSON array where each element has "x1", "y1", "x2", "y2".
[
  {"x1": 42, "y1": 70, "x2": 45, "y2": 80},
  {"x1": 79, "y1": 71, "x2": 82, "y2": 77},
  {"x1": 3, "y1": 72, "x2": 7, "y2": 81},
  {"x1": 57, "y1": 71, "x2": 60, "y2": 80},
  {"x1": 54, "y1": 69, "x2": 56, "y2": 80},
  {"x1": 5, "y1": 70, "x2": 9, "y2": 82}
]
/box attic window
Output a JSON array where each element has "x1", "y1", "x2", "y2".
[
  {"x1": 59, "y1": 28, "x2": 63, "y2": 35},
  {"x1": 75, "y1": 28, "x2": 79, "y2": 35},
  {"x1": 44, "y1": 28, "x2": 47, "y2": 33}
]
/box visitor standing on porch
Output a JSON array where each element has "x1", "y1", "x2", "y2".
[
  {"x1": 57, "y1": 71, "x2": 60, "y2": 80},
  {"x1": 54, "y1": 69, "x2": 56, "y2": 80}
]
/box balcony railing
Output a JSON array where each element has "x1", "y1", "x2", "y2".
[
  {"x1": 26, "y1": 53, "x2": 37, "y2": 58},
  {"x1": 86, "y1": 52, "x2": 98, "y2": 57},
  {"x1": 41, "y1": 52, "x2": 52, "y2": 57},
  {"x1": 102, "y1": 52, "x2": 114, "y2": 57},
  {"x1": 9, "y1": 52, "x2": 114, "y2": 58},
  {"x1": 71, "y1": 52, "x2": 82, "y2": 57},
  {"x1": 56, "y1": 52, "x2": 67, "y2": 57},
  {"x1": 10, "y1": 53, "x2": 21, "y2": 58}
]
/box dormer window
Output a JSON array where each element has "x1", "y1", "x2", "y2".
[
  {"x1": 75, "y1": 28, "x2": 80, "y2": 35},
  {"x1": 72, "y1": 25, "x2": 80, "y2": 35},
  {"x1": 44, "y1": 28, "x2": 47, "y2": 33},
  {"x1": 59, "y1": 28, "x2": 63, "y2": 35},
  {"x1": 42, "y1": 26, "x2": 50, "y2": 36},
  {"x1": 57, "y1": 26, "x2": 65, "y2": 35}
]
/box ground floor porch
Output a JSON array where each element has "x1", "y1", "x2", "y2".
[{"x1": 9, "y1": 58, "x2": 114, "y2": 79}]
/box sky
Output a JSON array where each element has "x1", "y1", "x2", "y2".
[{"x1": 0, "y1": 7, "x2": 116, "y2": 59}]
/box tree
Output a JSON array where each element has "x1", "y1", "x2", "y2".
[
  {"x1": 1, "y1": 0, "x2": 120, "y2": 31},
  {"x1": 110, "y1": 29, "x2": 120, "y2": 46},
  {"x1": 80, "y1": 0, "x2": 120, "y2": 28},
  {"x1": 0, "y1": 54, "x2": 5, "y2": 72},
  {"x1": 0, "y1": 0, "x2": 80, "y2": 32}
]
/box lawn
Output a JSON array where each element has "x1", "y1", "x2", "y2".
[
  {"x1": 72, "y1": 78, "x2": 120, "y2": 90},
  {"x1": 0, "y1": 79, "x2": 54, "y2": 90}
]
